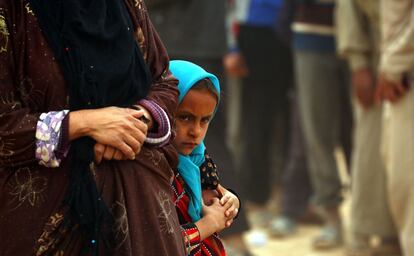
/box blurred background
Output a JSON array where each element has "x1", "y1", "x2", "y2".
[{"x1": 147, "y1": 0, "x2": 405, "y2": 255}]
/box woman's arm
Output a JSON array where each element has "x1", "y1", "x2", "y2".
[{"x1": 69, "y1": 107, "x2": 149, "y2": 160}]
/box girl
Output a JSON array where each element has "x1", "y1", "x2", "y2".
[{"x1": 169, "y1": 60, "x2": 241, "y2": 256}]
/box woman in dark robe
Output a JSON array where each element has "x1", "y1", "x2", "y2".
[{"x1": 0, "y1": 0, "x2": 185, "y2": 255}]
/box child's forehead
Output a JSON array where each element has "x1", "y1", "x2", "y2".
[
  {"x1": 186, "y1": 82, "x2": 219, "y2": 102},
  {"x1": 179, "y1": 89, "x2": 218, "y2": 112},
  {"x1": 185, "y1": 87, "x2": 217, "y2": 102}
]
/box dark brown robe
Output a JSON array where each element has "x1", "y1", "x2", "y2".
[{"x1": 0, "y1": 0, "x2": 185, "y2": 255}]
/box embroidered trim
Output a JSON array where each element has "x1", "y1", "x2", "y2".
[{"x1": 0, "y1": 11, "x2": 9, "y2": 53}]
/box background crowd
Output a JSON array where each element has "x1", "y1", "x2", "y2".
[
  {"x1": 0, "y1": 0, "x2": 413, "y2": 255},
  {"x1": 148, "y1": 0, "x2": 414, "y2": 255}
]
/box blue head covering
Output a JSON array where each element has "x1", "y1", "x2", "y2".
[{"x1": 169, "y1": 60, "x2": 220, "y2": 222}]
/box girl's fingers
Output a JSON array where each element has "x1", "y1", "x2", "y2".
[
  {"x1": 225, "y1": 204, "x2": 237, "y2": 217},
  {"x1": 220, "y1": 194, "x2": 230, "y2": 205},
  {"x1": 224, "y1": 196, "x2": 236, "y2": 210},
  {"x1": 225, "y1": 219, "x2": 233, "y2": 228}
]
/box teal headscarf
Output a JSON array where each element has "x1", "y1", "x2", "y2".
[{"x1": 169, "y1": 60, "x2": 221, "y2": 222}]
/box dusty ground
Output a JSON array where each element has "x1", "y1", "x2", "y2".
[
  {"x1": 239, "y1": 190, "x2": 350, "y2": 256},
  {"x1": 238, "y1": 151, "x2": 350, "y2": 256},
  {"x1": 245, "y1": 225, "x2": 344, "y2": 256}
]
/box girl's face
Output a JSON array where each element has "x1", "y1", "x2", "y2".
[{"x1": 174, "y1": 87, "x2": 218, "y2": 155}]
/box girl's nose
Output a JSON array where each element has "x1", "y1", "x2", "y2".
[{"x1": 189, "y1": 123, "x2": 202, "y2": 138}]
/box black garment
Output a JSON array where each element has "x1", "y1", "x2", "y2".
[
  {"x1": 238, "y1": 25, "x2": 292, "y2": 204},
  {"x1": 200, "y1": 151, "x2": 220, "y2": 190},
  {"x1": 28, "y1": 0, "x2": 152, "y2": 252}
]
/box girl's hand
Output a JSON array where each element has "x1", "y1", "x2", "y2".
[
  {"x1": 217, "y1": 185, "x2": 240, "y2": 226},
  {"x1": 202, "y1": 198, "x2": 228, "y2": 232},
  {"x1": 202, "y1": 189, "x2": 220, "y2": 206},
  {"x1": 70, "y1": 107, "x2": 148, "y2": 160}
]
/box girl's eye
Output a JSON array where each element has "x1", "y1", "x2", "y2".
[
  {"x1": 201, "y1": 117, "x2": 211, "y2": 124},
  {"x1": 178, "y1": 115, "x2": 191, "y2": 122}
]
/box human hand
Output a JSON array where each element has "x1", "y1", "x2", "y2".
[
  {"x1": 70, "y1": 107, "x2": 148, "y2": 160},
  {"x1": 94, "y1": 143, "x2": 129, "y2": 164},
  {"x1": 202, "y1": 189, "x2": 220, "y2": 206},
  {"x1": 375, "y1": 73, "x2": 408, "y2": 104},
  {"x1": 217, "y1": 185, "x2": 239, "y2": 226},
  {"x1": 223, "y1": 52, "x2": 249, "y2": 78},
  {"x1": 132, "y1": 104, "x2": 154, "y2": 130},
  {"x1": 202, "y1": 198, "x2": 228, "y2": 233},
  {"x1": 352, "y1": 68, "x2": 375, "y2": 109}
]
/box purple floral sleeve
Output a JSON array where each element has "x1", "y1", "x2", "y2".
[{"x1": 35, "y1": 110, "x2": 70, "y2": 167}]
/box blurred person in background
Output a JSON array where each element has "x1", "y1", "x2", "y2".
[
  {"x1": 224, "y1": 0, "x2": 293, "y2": 227},
  {"x1": 336, "y1": 0, "x2": 401, "y2": 255},
  {"x1": 288, "y1": 0, "x2": 353, "y2": 250},
  {"x1": 264, "y1": 0, "x2": 317, "y2": 239},
  {"x1": 147, "y1": 1, "x2": 253, "y2": 255},
  {"x1": 269, "y1": 93, "x2": 315, "y2": 238},
  {"x1": 376, "y1": 0, "x2": 414, "y2": 254}
]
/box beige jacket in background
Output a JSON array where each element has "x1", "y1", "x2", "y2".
[
  {"x1": 336, "y1": 0, "x2": 380, "y2": 71},
  {"x1": 380, "y1": 0, "x2": 414, "y2": 82}
]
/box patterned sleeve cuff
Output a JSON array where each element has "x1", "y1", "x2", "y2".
[
  {"x1": 181, "y1": 223, "x2": 201, "y2": 255},
  {"x1": 35, "y1": 110, "x2": 70, "y2": 168},
  {"x1": 139, "y1": 99, "x2": 171, "y2": 147}
]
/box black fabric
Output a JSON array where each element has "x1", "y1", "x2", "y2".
[
  {"x1": 200, "y1": 151, "x2": 220, "y2": 190},
  {"x1": 27, "y1": 0, "x2": 152, "y2": 254},
  {"x1": 145, "y1": 0, "x2": 178, "y2": 9},
  {"x1": 295, "y1": 0, "x2": 316, "y2": 4}
]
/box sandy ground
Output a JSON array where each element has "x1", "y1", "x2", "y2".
[
  {"x1": 242, "y1": 197, "x2": 350, "y2": 256},
  {"x1": 245, "y1": 225, "x2": 345, "y2": 256}
]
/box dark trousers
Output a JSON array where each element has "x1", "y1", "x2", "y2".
[{"x1": 237, "y1": 25, "x2": 292, "y2": 205}]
